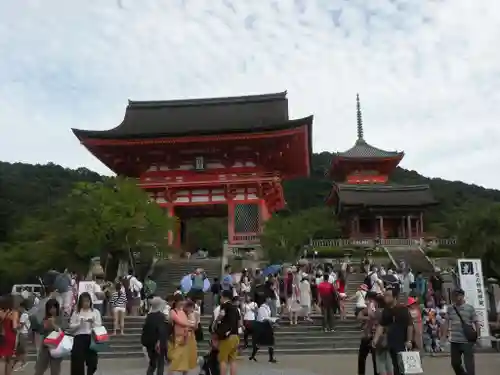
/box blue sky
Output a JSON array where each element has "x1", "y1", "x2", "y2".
[{"x1": 1, "y1": 0, "x2": 499, "y2": 187}]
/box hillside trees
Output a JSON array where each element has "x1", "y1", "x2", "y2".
[
  {"x1": 448, "y1": 202, "x2": 500, "y2": 277},
  {"x1": 0, "y1": 178, "x2": 173, "y2": 288}
]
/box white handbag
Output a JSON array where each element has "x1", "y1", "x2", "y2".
[
  {"x1": 49, "y1": 335, "x2": 74, "y2": 358},
  {"x1": 398, "y1": 350, "x2": 423, "y2": 374}
]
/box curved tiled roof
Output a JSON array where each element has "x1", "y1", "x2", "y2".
[
  {"x1": 73, "y1": 92, "x2": 313, "y2": 140},
  {"x1": 335, "y1": 139, "x2": 404, "y2": 159},
  {"x1": 335, "y1": 183, "x2": 436, "y2": 207}
]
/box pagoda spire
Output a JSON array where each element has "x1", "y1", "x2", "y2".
[{"x1": 356, "y1": 93, "x2": 364, "y2": 142}]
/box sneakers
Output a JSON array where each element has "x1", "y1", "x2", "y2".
[{"x1": 14, "y1": 363, "x2": 27, "y2": 372}]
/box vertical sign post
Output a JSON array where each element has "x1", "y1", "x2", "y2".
[{"x1": 457, "y1": 258, "x2": 491, "y2": 347}]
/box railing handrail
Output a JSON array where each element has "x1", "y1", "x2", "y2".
[
  {"x1": 417, "y1": 245, "x2": 438, "y2": 271},
  {"x1": 310, "y1": 237, "x2": 457, "y2": 248},
  {"x1": 381, "y1": 246, "x2": 399, "y2": 269}
]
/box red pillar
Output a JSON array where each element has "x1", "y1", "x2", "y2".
[
  {"x1": 174, "y1": 218, "x2": 181, "y2": 248},
  {"x1": 227, "y1": 200, "x2": 235, "y2": 244},
  {"x1": 260, "y1": 199, "x2": 271, "y2": 223},
  {"x1": 167, "y1": 205, "x2": 175, "y2": 246}
]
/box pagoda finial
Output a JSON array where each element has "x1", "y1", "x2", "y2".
[{"x1": 356, "y1": 93, "x2": 364, "y2": 141}]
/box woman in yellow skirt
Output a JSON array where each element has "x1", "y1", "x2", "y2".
[
  {"x1": 168, "y1": 296, "x2": 196, "y2": 375},
  {"x1": 184, "y1": 300, "x2": 199, "y2": 371}
]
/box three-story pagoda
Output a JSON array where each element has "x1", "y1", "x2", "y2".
[{"x1": 326, "y1": 95, "x2": 436, "y2": 239}]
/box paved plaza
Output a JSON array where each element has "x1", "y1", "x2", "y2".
[{"x1": 16, "y1": 353, "x2": 500, "y2": 375}]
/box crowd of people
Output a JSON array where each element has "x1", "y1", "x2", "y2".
[
  {"x1": 0, "y1": 267, "x2": 153, "y2": 375},
  {"x1": 0, "y1": 259, "x2": 485, "y2": 375},
  {"x1": 355, "y1": 263, "x2": 481, "y2": 375}
]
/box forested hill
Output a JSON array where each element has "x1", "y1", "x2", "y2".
[
  {"x1": 0, "y1": 162, "x2": 103, "y2": 241},
  {"x1": 2, "y1": 154, "x2": 500, "y2": 241},
  {"x1": 285, "y1": 153, "x2": 500, "y2": 217}
]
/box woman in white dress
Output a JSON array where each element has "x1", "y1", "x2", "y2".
[
  {"x1": 299, "y1": 273, "x2": 312, "y2": 321},
  {"x1": 286, "y1": 269, "x2": 301, "y2": 325}
]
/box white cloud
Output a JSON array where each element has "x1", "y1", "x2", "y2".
[{"x1": 0, "y1": 0, "x2": 499, "y2": 187}]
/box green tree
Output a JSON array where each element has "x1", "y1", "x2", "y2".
[
  {"x1": 1, "y1": 178, "x2": 173, "y2": 281},
  {"x1": 260, "y1": 207, "x2": 340, "y2": 263},
  {"x1": 185, "y1": 217, "x2": 227, "y2": 256}
]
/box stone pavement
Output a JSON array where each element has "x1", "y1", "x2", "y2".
[{"x1": 15, "y1": 353, "x2": 500, "y2": 374}]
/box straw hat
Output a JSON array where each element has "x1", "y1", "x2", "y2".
[{"x1": 150, "y1": 296, "x2": 166, "y2": 312}]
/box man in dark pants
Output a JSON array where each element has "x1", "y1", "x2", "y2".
[
  {"x1": 318, "y1": 274, "x2": 335, "y2": 332},
  {"x1": 374, "y1": 288, "x2": 413, "y2": 375},
  {"x1": 141, "y1": 297, "x2": 170, "y2": 375},
  {"x1": 446, "y1": 288, "x2": 479, "y2": 375}
]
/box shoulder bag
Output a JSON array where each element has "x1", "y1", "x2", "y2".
[{"x1": 452, "y1": 305, "x2": 478, "y2": 343}]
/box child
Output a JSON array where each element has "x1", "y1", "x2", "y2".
[
  {"x1": 424, "y1": 310, "x2": 441, "y2": 354},
  {"x1": 407, "y1": 297, "x2": 423, "y2": 350},
  {"x1": 14, "y1": 301, "x2": 30, "y2": 371}
]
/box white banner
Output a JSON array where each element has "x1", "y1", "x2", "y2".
[{"x1": 457, "y1": 259, "x2": 491, "y2": 346}]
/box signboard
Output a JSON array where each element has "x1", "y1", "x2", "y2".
[
  {"x1": 78, "y1": 281, "x2": 96, "y2": 297},
  {"x1": 195, "y1": 156, "x2": 205, "y2": 170},
  {"x1": 457, "y1": 259, "x2": 491, "y2": 346}
]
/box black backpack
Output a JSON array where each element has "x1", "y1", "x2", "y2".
[{"x1": 363, "y1": 272, "x2": 374, "y2": 290}]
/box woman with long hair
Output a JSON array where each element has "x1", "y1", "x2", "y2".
[
  {"x1": 69, "y1": 292, "x2": 103, "y2": 375},
  {"x1": 168, "y1": 295, "x2": 196, "y2": 375},
  {"x1": 34, "y1": 298, "x2": 63, "y2": 375},
  {"x1": 0, "y1": 295, "x2": 19, "y2": 375},
  {"x1": 110, "y1": 282, "x2": 127, "y2": 335}
]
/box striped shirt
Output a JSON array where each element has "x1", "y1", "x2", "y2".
[
  {"x1": 110, "y1": 291, "x2": 127, "y2": 308},
  {"x1": 447, "y1": 303, "x2": 477, "y2": 343}
]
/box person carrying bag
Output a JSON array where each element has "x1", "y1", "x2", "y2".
[{"x1": 452, "y1": 305, "x2": 478, "y2": 343}]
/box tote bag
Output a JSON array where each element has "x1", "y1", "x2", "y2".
[{"x1": 398, "y1": 350, "x2": 423, "y2": 374}]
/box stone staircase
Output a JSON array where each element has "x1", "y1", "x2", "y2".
[
  {"x1": 385, "y1": 245, "x2": 435, "y2": 273},
  {"x1": 25, "y1": 315, "x2": 364, "y2": 360},
  {"x1": 152, "y1": 259, "x2": 222, "y2": 313}
]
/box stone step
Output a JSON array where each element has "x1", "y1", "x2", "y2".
[
  {"x1": 25, "y1": 346, "x2": 370, "y2": 361},
  {"x1": 100, "y1": 316, "x2": 360, "y2": 328},
  {"x1": 92, "y1": 324, "x2": 360, "y2": 338},
  {"x1": 28, "y1": 331, "x2": 362, "y2": 348}
]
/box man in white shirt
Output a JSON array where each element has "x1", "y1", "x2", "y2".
[
  {"x1": 369, "y1": 268, "x2": 384, "y2": 294},
  {"x1": 125, "y1": 272, "x2": 143, "y2": 316}
]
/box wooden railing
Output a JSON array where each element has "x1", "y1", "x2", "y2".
[
  {"x1": 310, "y1": 237, "x2": 457, "y2": 248},
  {"x1": 310, "y1": 239, "x2": 375, "y2": 247},
  {"x1": 232, "y1": 234, "x2": 260, "y2": 244}
]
